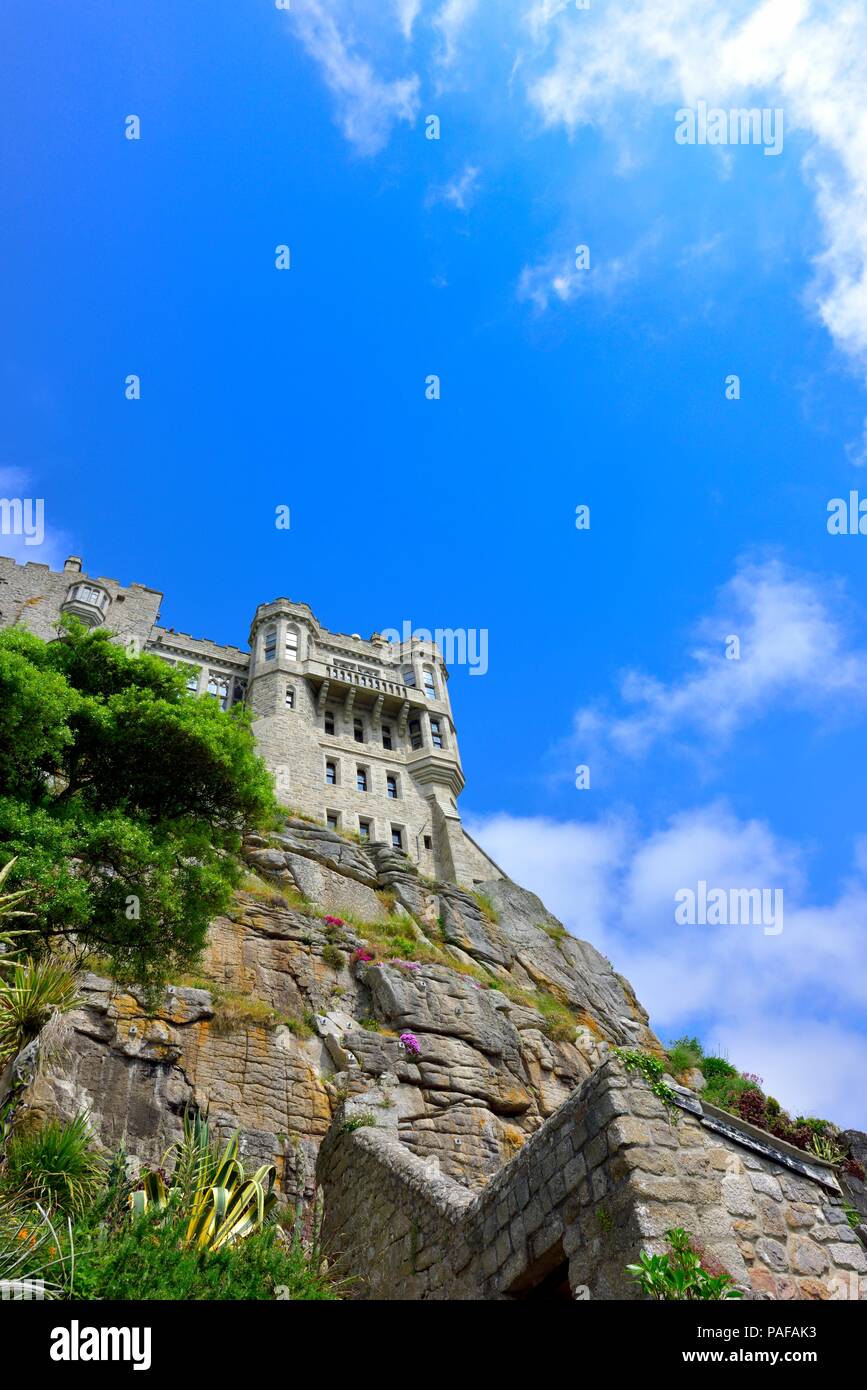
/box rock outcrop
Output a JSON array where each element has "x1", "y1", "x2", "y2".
[{"x1": 16, "y1": 821, "x2": 657, "y2": 1199}]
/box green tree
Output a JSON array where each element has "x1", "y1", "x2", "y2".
[{"x1": 0, "y1": 618, "x2": 275, "y2": 989}]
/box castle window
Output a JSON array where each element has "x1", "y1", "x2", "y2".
[
  {"x1": 403, "y1": 668, "x2": 416, "y2": 688},
  {"x1": 324, "y1": 710, "x2": 335, "y2": 736},
  {"x1": 231, "y1": 678, "x2": 247, "y2": 706},
  {"x1": 391, "y1": 826, "x2": 403, "y2": 850},
  {"x1": 424, "y1": 835, "x2": 432, "y2": 850},
  {"x1": 62, "y1": 581, "x2": 111, "y2": 628},
  {"x1": 381, "y1": 724, "x2": 393, "y2": 750},
  {"x1": 263, "y1": 627, "x2": 277, "y2": 661},
  {"x1": 356, "y1": 767, "x2": 368, "y2": 793},
  {"x1": 181, "y1": 665, "x2": 199, "y2": 693},
  {"x1": 207, "y1": 675, "x2": 230, "y2": 710},
  {"x1": 285, "y1": 686, "x2": 295, "y2": 709},
  {"x1": 326, "y1": 811, "x2": 339, "y2": 831},
  {"x1": 325, "y1": 761, "x2": 337, "y2": 786},
  {"x1": 353, "y1": 718, "x2": 364, "y2": 743},
  {"x1": 386, "y1": 774, "x2": 398, "y2": 800},
  {"x1": 359, "y1": 819, "x2": 371, "y2": 841},
  {"x1": 430, "y1": 719, "x2": 443, "y2": 749},
  {"x1": 409, "y1": 719, "x2": 423, "y2": 751},
  {"x1": 423, "y1": 669, "x2": 436, "y2": 699},
  {"x1": 69, "y1": 583, "x2": 110, "y2": 613},
  {"x1": 285, "y1": 629, "x2": 299, "y2": 661}
]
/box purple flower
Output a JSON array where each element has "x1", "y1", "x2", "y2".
[
  {"x1": 391, "y1": 959, "x2": 421, "y2": 970},
  {"x1": 399, "y1": 1031, "x2": 421, "y2": 1056}
]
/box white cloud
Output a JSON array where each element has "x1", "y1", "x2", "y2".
[
  {"x1": 426, "y1": 163, "x2": 481, "y2": 210},
  {"x1": 525, "y1": 0, "x2": 867, "y2": 392},
  {"x1": 289, "y1": 1, "x2": 420, "y2": 155},
  {"x1": 575, "y1": 557, "x2": 867, "y2": 760},
  {"x1": 468, "y1": 802, "x2": 867, "y2": 1125},
  {"x1": 517, "y1": 227, "x2": 660, "y2": 310},
  {"x1": 393, "y1": 0, "x2": 423, "y2": 40},
  {"x1": 434, "y1": 0, "x2": 481, "y2": 66}
]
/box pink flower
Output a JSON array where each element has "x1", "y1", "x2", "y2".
[
  {"x1": 399, "y1": 1031, "x2": 421, "y2": 1056},
  {"x1": 351, "y1": 949, "x2": 374, "y2": 964},
  {"x1": 324, "y1": 915, "x2": 346, "y2": 928}
]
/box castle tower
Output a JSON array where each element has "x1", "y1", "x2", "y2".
[{"x1": 245, "y1": 601, "x2": 492, "y2": 884}]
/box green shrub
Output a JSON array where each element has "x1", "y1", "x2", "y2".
[
  {"x1": 321, "y1": 944, "x2": 345, "y2": 972},
  {"x1": 1, "y1": 1114, "x2": 105, "y2": 1215},
  {"x1": 341, "y1": 1113, "x2": 377, "y2": 1133},
  {"x1": 700, "y1": 1054, "x2": 738, "y2": 1082},
  {"x1": 70, "y1": 1206, "x2": 335, "y2": 1300},
  {"x1": 627, "y1": 1227, "x2": 742, "y2": 1301},
  {"x1": 666, "y1": 1037, "x2": 703, "y2": 1077}
]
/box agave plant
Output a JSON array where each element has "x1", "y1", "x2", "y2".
[
  {"x1": 0, "y1": 957, "x2": 79, "y2": 1065},
  {"x1": 131, "y1": 1113, "x2": 276, "y2": 1251},
  {"x1": 810, "y1": 1132, "x2": 845, "y2": 1165}
]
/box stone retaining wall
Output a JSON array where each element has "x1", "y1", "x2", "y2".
[{"x1": 317, "y1": 1060, "x2": 867, "y2": 1300}]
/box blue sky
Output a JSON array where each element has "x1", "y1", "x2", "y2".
[{"x1": 2, "y1": 0, "x2": 867, "y2": 1122}]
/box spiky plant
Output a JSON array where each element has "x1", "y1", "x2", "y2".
[
  {"x1": 0, "y1": 1200, "x2": 73, "y2": 1299},
  {"x1": 0, "y1": 957, "x2": 79, "y2": 1065},
  {"x1": 131, "y1": 1115, "x2": 276, "y2": 1251},
  {"x1": 1, "y1": 1114, "x2": 105, "y2": 1215}
]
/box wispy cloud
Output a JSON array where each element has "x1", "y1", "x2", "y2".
[
  {"x1": 517, "y1": 226, "x2": 661, "y2": 311},
  {"x1": 426, "y1": 163, "x2": 481, "y2": 210},
  {"x1": 575, "y1": 557, "x2": 867, "y2": 761},
  {"x1": 289, "y1": 1, "x2": 420, "y2": 155},
  {"x1": 525, "y1": 0, "x2": 867, "y2": 416},
  {"x1": 434, "y1": 0, "x2": 481, "y2": 66},
  {"x1": 393, "y1": 0, "x2": 423, "y2": 41}
]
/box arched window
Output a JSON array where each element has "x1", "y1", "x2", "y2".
[
  {"x1": 423, "y1": 668, "x2": 436, "y2": 699},
  {"x1": 207, "y1": 675, "x2": 230, "y2": 710},
  {"x1": 403, "y1": 668, "x2": 416, "y2": 688},
  {"x1": 263, "y1": 627, "x2": 277, "y2": 661},
  {"x1": 430, "y1": 718, "x2": 444, "y2": 749},
  {"x1": 285, "y1": 628, "x2": 299, "y2": 661},
  {"x1": 409, "y1": 719, "x2": 423, "y2": 751},
  {"x1": 285, "y1": 686, "x2": 295, "y2": 709},
  {"x1": 325, "y1": 761, "x2": 337, "y2": 786},
  {"x1": 324, "y1": 709, "x2": 335, "y2": 736}
]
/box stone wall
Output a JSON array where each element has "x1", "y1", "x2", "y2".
[{"x1": 317, "y1": 1060, "x2": 867, "y2": 1300}]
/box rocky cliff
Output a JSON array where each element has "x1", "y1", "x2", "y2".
[{"x1": 15, "y1": 819, "x2": 658, "y2": 1203}]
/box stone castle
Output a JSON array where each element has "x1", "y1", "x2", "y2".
[
  {"x1": 3, "y1": 548, "x2": 866, "y2": 1299},
  {"x1": 0, "y1": 553, "x2": 500, "y2": 888}
]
